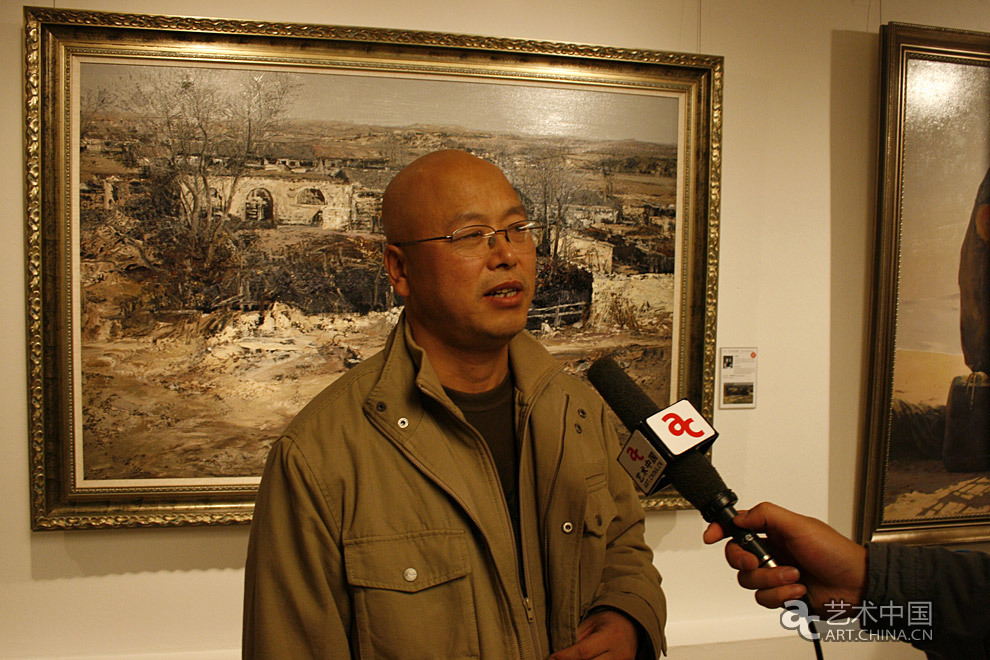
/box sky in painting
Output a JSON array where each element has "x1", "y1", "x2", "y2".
[
  {"x1": 896, "y1": 58, "x2": 989, "y2": 355},
  {"x1": 80, "y1": 61, "x2": 679, "y2": 145}
]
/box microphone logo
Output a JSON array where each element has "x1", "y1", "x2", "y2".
[
  {"x1": 645, "y1": 400, "x2": 716, "y2": 455},
  {"x1": 661, "y1": 412, "x2": 705, "y2": 438},
  {"x1": 617, "y1": 431, "x2": 667, "y2": 494}
]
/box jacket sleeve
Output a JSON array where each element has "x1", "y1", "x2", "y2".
[
  {"x1": 243, "y1": 437, "x2": 351, "y2": 659},
  {"x1": 587, "y1": 406, "x2": 668, "y2": 659},
  {"x1": 864, "y1": 542, "x2": 990, "y2": 660}
]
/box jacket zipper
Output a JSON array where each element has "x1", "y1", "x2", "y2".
[
  {"x1": 516, "y1": 371, "x2": 564, "y2": 653},
  {"x1": 384, "y1": 360, "x2": 562, "y2": 659},
  {"x1": 451, "y1": 365, "x2": 560, "y2": 656},
  {"x1": 454, "y1": 409, "x2": 535, "y2": 656},
  {"x1": 541, "y1": 394, "x2": 567, "y2": 617}
]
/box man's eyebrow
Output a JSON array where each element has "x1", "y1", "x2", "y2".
[
  {"x1": 448, "y1": 205, "x2": 527, "y2": 229},
  {"x1": 503, "y1": 204, "x2": 528, "y2": 220},
  {"x1": 450, "y1": 211, "x2": 484, "y2": 225}
]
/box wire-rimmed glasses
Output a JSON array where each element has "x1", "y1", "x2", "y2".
[{"x1": 390, "y1": 219, "x2": 544, "y2": 257}]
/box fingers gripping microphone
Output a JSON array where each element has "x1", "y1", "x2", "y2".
[{"x1": 587, "y1": 356, "x2": 777, "y2": 568}]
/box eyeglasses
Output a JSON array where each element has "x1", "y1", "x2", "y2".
[{"x1": 391, "y1": 219, "x2": 544, "y2": 257}]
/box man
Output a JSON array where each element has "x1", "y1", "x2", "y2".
[
  {"x1": 243, "y1": 149, "x2": 667, "y2": 659},
  {"x1": 704, "y1": 501, "x2": 990, "y2": 659}
]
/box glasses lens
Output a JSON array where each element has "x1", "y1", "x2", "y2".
[
  {"x1": 450, "y1": 226, "x2": 493, "y2": 255},
  {"x1": 512, "y1": 221, "x2": 542, "y2": 247}
]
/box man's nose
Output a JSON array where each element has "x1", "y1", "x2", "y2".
[
  {"x1": 485, "y1": 228, "x2": 514, "y2": 248},
  {"x1": 487, "y1": 230, "x2": 519, "y2": 266}
]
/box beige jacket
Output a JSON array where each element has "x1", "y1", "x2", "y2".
[{"x1": 243, "y1": 316, "x2": 666, "y2": 659}]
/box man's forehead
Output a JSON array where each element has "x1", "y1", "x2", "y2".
[
  {"x1": 382, "y1": 149, "x2": 520, "y2": 238},
  {"x1": 445, "y1": 203, "x2": 527, "y2": 230}
]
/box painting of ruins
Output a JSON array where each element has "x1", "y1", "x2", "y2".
[{"x1": 76, "y1": 61, "x2": 685, "y2": 489}]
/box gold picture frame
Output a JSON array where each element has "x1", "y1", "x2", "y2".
[
  {"x1": 24, "y1": 7, "x2": 722, "y2": 529},
  {"x1": 860, "y1": 22, "x2": 990, "y2": 545}
]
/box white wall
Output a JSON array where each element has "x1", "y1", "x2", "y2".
[{"x1": 2, "y1": 1, "x2": 988, "y2": 658}]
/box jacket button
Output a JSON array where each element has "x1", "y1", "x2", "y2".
[
  {"x1": 596, "y1": 514, "x2": 603, "y2": 526},
  {"x1": 578, "y1": 408, "x2": 587, "y2": 418},
  {"x1": 562, "y1": 521, "x2": 574, "y2": 533},
  {"x1": 575, "y1": 423, "x2": 583, "y2": 433},
  {"x1": 403, "y1": 567, "x2": 418, "y2": 582},
  {"x1": 397, "y1": 417, "x2": 409, "y2": 429},
  {"x1": 376, "y1": 402, "x2": 387, "y2": 412}
]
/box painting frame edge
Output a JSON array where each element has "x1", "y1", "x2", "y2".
[{"x1": 24, "y1": 6, "x2": 723, "y2": 529}]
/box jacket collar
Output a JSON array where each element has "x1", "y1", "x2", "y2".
[
  {"x1": 507, "y1": 329, "x2": 563, "y2": 405},
  {"x1": 370, "y1": 311, "x2": 562, "y2": 409}
]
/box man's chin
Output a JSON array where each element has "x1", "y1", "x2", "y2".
[{"x1": 476, "y1": 317, "x2": 528, "y2": 347}]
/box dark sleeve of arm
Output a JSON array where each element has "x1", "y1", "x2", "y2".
[
  {"x1": 865, "y1": 542, "x2": 990, "y2": 660},
  {"x1": 243, "y1": 438, "x2": 351, "y2": 659},
  {"x1": 587, "y1": 407, "x2": 668, "y2": 659}
]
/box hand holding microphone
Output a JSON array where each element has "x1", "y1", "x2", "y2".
[{"x1": 702, "y1": 502, "x2": 867, "y2": 616}]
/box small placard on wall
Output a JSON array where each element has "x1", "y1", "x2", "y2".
[{"x1": 720, "y1": 347, "x2": 757, "y2": 409}]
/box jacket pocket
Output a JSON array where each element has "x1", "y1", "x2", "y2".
[
  {"x1": 578, "y1": 482, "x2": 618, "y2": 612},
  {"x1": 344, "y1": 529, "x2": 479, "y2": 659}
]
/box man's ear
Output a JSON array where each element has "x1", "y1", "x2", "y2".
[{"x1": 384, "y1": 244, "x2": 411, "y2": 298}]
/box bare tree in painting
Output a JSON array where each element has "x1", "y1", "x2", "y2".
[
  {"x1": 380, "y1": 131, "x2": 409, "y2": 172},
  {"x1": 597, "y1": 156, "x2": 617, "y2": 207},
  {"x1": 487, "y1": 136, "x2": 516, "y2": 177},
  {"x1": 126, "y1": 68, "x2": 298, "y2": 269},
  {"x1": 79, "y1": 85, "x2": 117, "y2": 140},
  {"x1": 519, "y1": 146, "x2": 579, "y2": 262}
]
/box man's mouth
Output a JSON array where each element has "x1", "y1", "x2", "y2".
[
  {"x1": 486, "y1": 288, "x2": 519, "y2": 298},
  {"x1": 484, "y1": 282, "x2": 524, "y2": 298}
]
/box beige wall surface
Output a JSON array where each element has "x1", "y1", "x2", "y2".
[{"x1": 2, "y1": 1, "x2": 987, "y2": 658}]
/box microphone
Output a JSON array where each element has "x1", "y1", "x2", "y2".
[{"x1": 587, "y1": 355, "x2": 777, "y2": 568}]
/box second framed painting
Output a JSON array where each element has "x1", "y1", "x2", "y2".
[
  {"x1": 862, "y1": 22, "x2": 990, "y2": 545},
  {"x1": 25, "y1": 7, "x2": 722, "y2": 528}
]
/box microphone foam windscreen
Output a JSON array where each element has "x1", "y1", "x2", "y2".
[
  {"x1": 587, "y1": 356, "x2": 660, "y2": 430},
  {"x1": 663, "y1": 450, "x2": 728, "y2": 510}
]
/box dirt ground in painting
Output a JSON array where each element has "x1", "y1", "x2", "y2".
[
  {"x1": 884, "y1": 459, "x2": 990, "y2": 520},
  {"x1": 82, "y1": 304, "x2": 395, "y2": 479},
  {"x1": 82, "y1": 305, "x2": 671, "y2": 480},
  {"x1": 882, "y1": 349, "x2": 989, "y2": 521}
]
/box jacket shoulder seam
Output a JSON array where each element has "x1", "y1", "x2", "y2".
[
  {"x1": 283, "y1": 355, "x2": 383, "y2": 435},
  {"x1": 279, "y1": 435, "x2": 343, "y2": 535}
]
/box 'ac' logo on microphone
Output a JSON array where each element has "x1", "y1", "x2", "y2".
[
  {"x1": 626, "y1": 447, "x2": 645, "y2": 462},
  {"x1": 646, "y1": 399, "x2": 716, "y2": 456},
  {"x1": 661, "y1": 412, "x2": 705, "y2": 438}
]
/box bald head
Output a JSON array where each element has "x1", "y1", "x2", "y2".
[{"x1": 381, "y1": 149, "x2": 518, "y2": 244}]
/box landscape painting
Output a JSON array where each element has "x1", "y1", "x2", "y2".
[
  {"x1": 25, "y1": 8, "x2": 722, "y2": 528},
  {"x1": 77, "y1": 62, "x2": 683, "y2": 490}
]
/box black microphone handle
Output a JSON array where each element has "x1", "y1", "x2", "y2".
[{"x1": 702, "y1": 492, "x2": 778, "y2": 568}]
